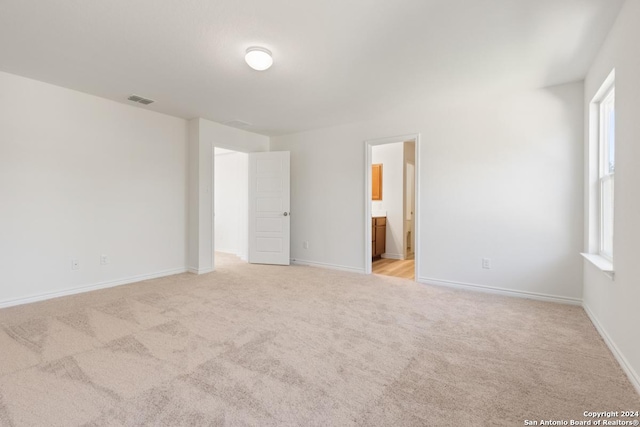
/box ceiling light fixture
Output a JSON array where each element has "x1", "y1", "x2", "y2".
[{"x1": 245, "y1": 47, "x2": 273, "y2": 71}]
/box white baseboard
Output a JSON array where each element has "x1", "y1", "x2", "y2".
[
  {"x1": 215, "y1": 248, "x2": 235, "y2": 255},
  {"x1": 583, "y1": 303, "x2": 640, "y2": 395},
  {"x1": 0, "y1": 267, "x2": 187, "y2": 309},
  {"x1": 213, "y1": 251, "x2": 248, "y2": 263},
  {"x1": 187, "y1": 266, "x2": 214, "y2": 275},
  {"x1": 381, "y1": 253, "x2": 405, "y2": 260},
  {"x1": 291, "y1": 259, "x2": 365, "y2": 274},
  {"x1": 417, "y1": 276, "x2": 582, "y2": 305}
]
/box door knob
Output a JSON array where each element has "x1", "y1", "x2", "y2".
[{"x1": 284, "y1": 212, "x2": 289, "y2": 216}]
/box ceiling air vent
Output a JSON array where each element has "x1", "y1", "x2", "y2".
[
  {"x1": 127, "y1": 94, "x2": 155, "y2": 105},
  {"x1": 223, "y1": 119, "x2": 252, "y2": 129}
]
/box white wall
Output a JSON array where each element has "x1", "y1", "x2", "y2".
[
  {"x1": 271, "y1": 81, "x2": 585, "y2": 301},
  {"x1": 214, "y1": 149, "x2": 248, "y2": 260},
  {"x1": 372, "y1": 142, "x2": 404, "y2": 258},
  {"x1": 582, "y1": 0, "x2": 640, "y2": 392},
  {"x1": 188, "y1": 118, "x2": 268, "y2": 273},
  {"x1": 0, "y1": 71, "x2": 188, "y2": 306}
]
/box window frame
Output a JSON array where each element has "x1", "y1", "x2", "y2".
[{"x1": 583, "y1": 69, "x2": 615, "y2": 278}]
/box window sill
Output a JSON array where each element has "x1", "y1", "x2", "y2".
[{"x1": 581, "y1": 253, "x2": 614, "y2": 279}]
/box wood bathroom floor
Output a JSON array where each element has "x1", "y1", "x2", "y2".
[{"x1": 372, "y1": 256, "x2": 415, "y2": 280}]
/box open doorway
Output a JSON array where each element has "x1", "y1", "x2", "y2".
[
  {"x1": 214, "y1": 147, "x2": 249, "y2": 267},
  {"x1": 365, "y1": 135, "x2": 420, "y2": 280}
]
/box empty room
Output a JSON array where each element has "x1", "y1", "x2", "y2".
[{"x1": 1, "y1": 0, "x2": 639, "y2": 425}]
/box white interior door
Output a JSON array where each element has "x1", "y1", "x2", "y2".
[{"x1": 248, "y1": 151, "x2": 290, "y2": 265}]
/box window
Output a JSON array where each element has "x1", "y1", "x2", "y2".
[
  {"x1": 583, "y1": 70, "x2": 615, "y2": 276},
  {"x1": 598, "y1": 87, "x2": 615, "y2": 260}
]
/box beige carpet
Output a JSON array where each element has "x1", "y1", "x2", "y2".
[{"x1": 0, "y1": 254, "x2": 638, "y2": 426}]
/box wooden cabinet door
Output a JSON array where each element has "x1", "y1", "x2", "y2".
[
  {"x1": 372, "y1": 218, "x2": 377, "y2": 257},
  {"x1": 372, "y1": 164, "x2": 382, "y2": 200},
  {"x1": 372, "y1": 217, "x2": 386, "y2": 259},
  {"x1": 375, "y1": 224, "x2": 386, "y2": 256}
]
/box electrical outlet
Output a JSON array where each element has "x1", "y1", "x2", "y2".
[
  {"x1": 71, "y1": 259, "x2": 80, "y2": 270},
  {"x1": 482, "y1": 258, "x2": 491, "y2": 269},
  {"x1": 303, "y1": 241, "x2": 309, "y2": 249},
  {"x1": 100, "y1": 255, "x2": 109, "y2": 265}
]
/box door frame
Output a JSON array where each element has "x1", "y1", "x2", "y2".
[{"x1": 364, "y1": 134, "x2": 421, "y2": 279}]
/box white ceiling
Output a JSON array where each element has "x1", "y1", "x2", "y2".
[{"x1": 0, "y1": 0, "x2": 623, "y2": 136}]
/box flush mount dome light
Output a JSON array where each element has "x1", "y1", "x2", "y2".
[{"x1": 245, "y1": 47, "x2": 273, "y2": 71}]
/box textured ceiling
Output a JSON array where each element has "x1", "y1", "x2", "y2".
[{"x1": 0, "y1": 0, "x2": 624, "y2": 136}]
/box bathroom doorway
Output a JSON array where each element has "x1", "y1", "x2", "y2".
[{"x1": 365, "y1": 135, "x2": 420, "y2": 280}]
